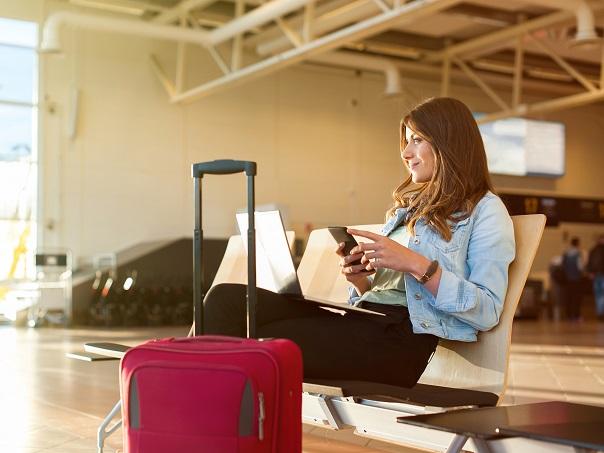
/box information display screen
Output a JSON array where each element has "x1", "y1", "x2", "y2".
[{"x1": 477, "y1": 116, "x2": 565, "y2": 177}]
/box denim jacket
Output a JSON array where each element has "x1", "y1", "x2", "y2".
[{"x1": 350, "y1": 192, "x2": 515, "y2": 342}]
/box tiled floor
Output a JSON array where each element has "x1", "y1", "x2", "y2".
[{"x1": 1, "y1": 320, "x2": 603, "y2": 452}]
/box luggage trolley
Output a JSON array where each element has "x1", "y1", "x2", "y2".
[{"x1": 28, "y1": 249, "x2": 72, "y2": 326}]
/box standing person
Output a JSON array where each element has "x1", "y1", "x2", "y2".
[
  {"x1": 587, "y1": 235, "x2": 604, "y2": 320},
  {"x1": 203, "y1": 97, "x2": 515, "y2": 388},
  {"x1": 561, "y1": 237, "x2": 586, "y2": 321},
  {"x1": 548, "y1": 255, "x2": 566, "y2": 321}
]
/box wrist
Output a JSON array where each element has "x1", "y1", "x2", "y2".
[
  {"x1": 418, "y1": 259, "x2": 439, "y2": 284},
  {"x1": 352, "y1": 277, "x2": 371, "y2": 295},
  {"x1": 411, "y1": 255, "x2": 431, "y2": 278},
  {"x1": 411, "y1": 256, "x2": 439, "y2": 284}
]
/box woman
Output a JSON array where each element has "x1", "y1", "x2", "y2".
[{"x1": 204, "y1": 97, "x2": 515, "y2": 388}]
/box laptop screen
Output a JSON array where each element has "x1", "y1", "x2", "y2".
[{"x1": 236, "y1": 210, "x2": 302, "y2": 295}]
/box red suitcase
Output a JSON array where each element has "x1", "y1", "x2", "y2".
[
  {"x1": 120, "y1": 160, "x2": 303, "y2": 452},
  {"x1": 120, "y1": 335, "x2": 302, "y2": 452}
]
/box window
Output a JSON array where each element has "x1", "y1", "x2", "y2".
[{"x1": 0, "y1": 18, "x2": 38, "y2": 282}]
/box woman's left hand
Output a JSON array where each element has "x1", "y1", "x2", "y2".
[{"x1": 347, "y1": 228, "x2": 425, "y2": 275}]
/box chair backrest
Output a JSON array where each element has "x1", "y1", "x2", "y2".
[
  {"x1": 298, "y1": 215, "x2": 546, "y2": 401},
  {"x1": 297, "y1": 224, "x2": 383, "y2": 302}
]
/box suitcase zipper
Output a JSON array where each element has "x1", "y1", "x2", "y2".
[{"x1": 258, "y1": 392, "x2": 265, "y2": 441}]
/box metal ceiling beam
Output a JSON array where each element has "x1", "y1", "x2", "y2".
[
  {"x1": 453, "y1": 57, "x2": 509, "y2": 110},
  {"x1": 302, "y1": 0, "x2": 315, "y2": 43},
  {"x1": 527, "y1": 34, "x2": 597, "y2": 92},
  {"x1": 244, "y1": 0, "x2": 353, "y2": 48},
  {"x1": 150, "y1": 54, "x2": 176, "y2": 96},
  {"x1": 512, "y1": 33, "x2": 523, "y2": 108},
  {"x1": 176, "y1": 15, "x2": 187, "y2": 94},
  {"x1": 41, "y1": 0, "x2": 319, "y2": 51},
  {"x1": 188, "y1": 15, "x2": 231, "y2": 74},
  {"x1": 170, "y1": 0, "x2": 462, "y2": 103},
  {"x1": 425, "y1": 6, "x2": 604, "y2": 63},
  {"x1": 153, "y1": 0, "x2": 218, "y2": 24},
  {"x1": 255, "y1": 0, "x2": 382, "y2": 56},
  {"x1": 476, "y1": 88, "x2": 604, "y2": 124}
]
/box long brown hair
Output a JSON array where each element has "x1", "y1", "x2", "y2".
[{"x1": 387, "y1": 97, "x2": 493, "y2": 241}]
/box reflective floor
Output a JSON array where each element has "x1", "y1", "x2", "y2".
[{"x1": 0, "y1": 320, "x2": 603, "y2": 452}]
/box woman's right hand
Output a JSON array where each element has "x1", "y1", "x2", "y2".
[{"x1": 335, "y1": 242, "x2": 374, "y2": 288}]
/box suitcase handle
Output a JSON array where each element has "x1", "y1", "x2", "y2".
[
  {"x1": 192, "y1": 160, "x2": 256, "y2": 177},
  {"x1": 192, "y1": 159, "x2": 257, "y2": 338}
]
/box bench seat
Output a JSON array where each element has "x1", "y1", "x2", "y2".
[{"x1": 303, "y1": 379, "x2": 498, "y2": 408}]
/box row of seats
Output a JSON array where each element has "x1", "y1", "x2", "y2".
[{"x1": 77, "y1": 214, "x2": 547, "y2": 452}]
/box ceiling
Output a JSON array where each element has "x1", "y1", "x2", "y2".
[{"x1": 56, "y1": 0, "x2": 604, "y2": 115}]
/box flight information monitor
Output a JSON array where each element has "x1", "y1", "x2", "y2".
[{"x1": 477, "y1": 116, "x2": 565, "y2": 177}]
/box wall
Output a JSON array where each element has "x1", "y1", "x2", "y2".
[{"x1": 3, "y1": 1, "x2": 604, "y2": 274}]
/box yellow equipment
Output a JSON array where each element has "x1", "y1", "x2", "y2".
[{"x1": 0, "y1": 223, "x2": 31, "y2": 301}]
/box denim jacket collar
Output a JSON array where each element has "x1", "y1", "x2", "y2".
[{"x1": 382, "y1": 208, "x2": 408, "y2": 236}]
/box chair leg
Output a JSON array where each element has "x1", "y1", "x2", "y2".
[
  {"x1": 446, "y1": 434, "x2": 468, "y2": 453},
  {"x1": 97, "y1": 400, "x2": 122, "y2": 453}
]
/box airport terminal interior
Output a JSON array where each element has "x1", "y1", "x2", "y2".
[{"x1": 2, "y1": 0, "x2": 604, "y2": 451}]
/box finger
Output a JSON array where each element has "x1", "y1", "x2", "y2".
[
  {"x1": 343, "y1": 263, "x2": 371, "y2": 274},
  {"x1": 343, "y1": 252, "x2": 364, "y2": 265},
  {"x1": 363, "y1": 251, "x2": 379, "y2": 261},
  {"x1": 372, "y1": 256, "x2": 383, "y2": 269},
  {"x1": 350, "y1": 244, "x2": 363, "y2": 255},
  {"x1": 347, "y1": 228, "x2": 382, "y2": 242},
  {"x1": 347, "y1": 269, "x2": 375, "y2": 279},
  {"x1": 355, "y1": 242, "x2": 381, "y2": 253}
]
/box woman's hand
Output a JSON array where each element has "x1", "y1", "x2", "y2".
[
  {"x1": 347, "y1": 228, "x2": 430, "y2": 276},
  {"x1": 335, "y1": 242, "x2": 374, "y2": 294}
]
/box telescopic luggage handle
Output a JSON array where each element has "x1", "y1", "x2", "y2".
[
  {"x1": 192, "y1": 160, "x2": 256, "y2": 177},
  {"x1": 192, "y1": 160, "x2": 257, "y2": 339}
]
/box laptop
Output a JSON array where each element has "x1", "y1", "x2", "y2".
[{"x1": 236, "y1": 210, "x2": 384, "y2": 316}]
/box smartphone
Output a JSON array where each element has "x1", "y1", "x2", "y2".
[{"x1": 328, "y1": 226, "x2": 362, "y2": 265}]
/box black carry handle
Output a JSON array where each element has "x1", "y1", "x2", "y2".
[
  {"x1": 192, "y1": 159, "x2": 256, "y2": 177},
  {"x1": 193, "y1": 160, "x2": 257, "y2": 339}
]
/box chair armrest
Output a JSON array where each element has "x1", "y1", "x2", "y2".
[{"x1": 84, "y1": 342, "x2": 131, "y2": 359}]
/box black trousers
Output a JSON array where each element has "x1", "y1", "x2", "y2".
[
  {"x1": 564, "y1": 280, "x2": 583, "y2": 320},
  {"x1": 203, "y1": 283, "x2": 438, "y2": 388}
]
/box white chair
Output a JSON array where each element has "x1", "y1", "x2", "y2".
[{"x1": 299, "y1": 214, "x2": 546, "y2": 451}]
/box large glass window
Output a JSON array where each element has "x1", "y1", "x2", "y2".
[{"x1": 0, "y1": 18, "x2": 38, "y2": 283}]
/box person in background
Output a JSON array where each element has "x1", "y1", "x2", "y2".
[
  {"x1": 548, "y1": 254, "x2": 565, "y2": 322},
  {"x1": 561, "y1": 237, "x2": 586, "y2": 321},
  {"x1": 587, "y1": 235, "x2": 604, "y2": 320}
]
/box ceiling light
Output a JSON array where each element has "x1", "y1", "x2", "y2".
[{"x1": 570, "y1": 1, "x2": 601, "y2": 48}]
